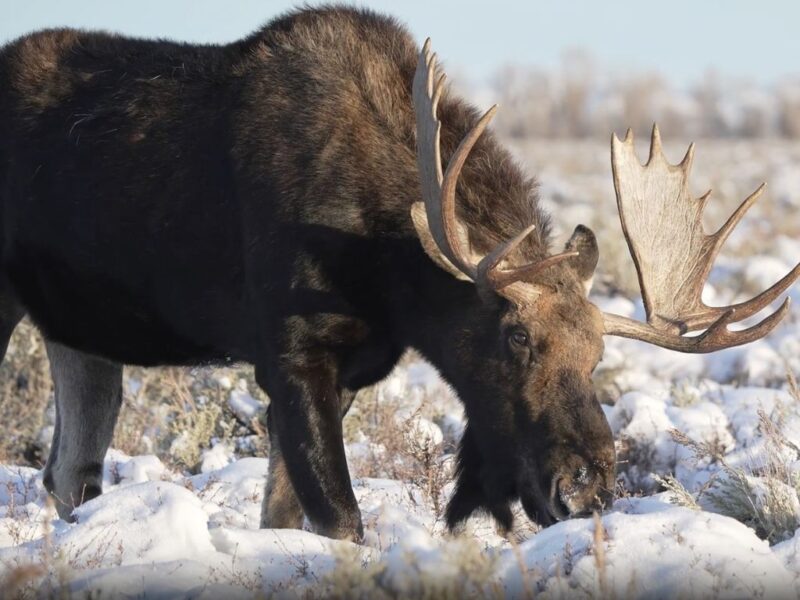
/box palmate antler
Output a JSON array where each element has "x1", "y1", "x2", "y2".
[
  {"x1": 412, "y1": 40, "x2": 578, "y2": 304},
  {"x1": 603, "y1": 126, "x2": 800, "y2": 352}
]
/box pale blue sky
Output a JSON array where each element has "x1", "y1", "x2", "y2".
[{"x1": 2, "y1": 1, "x2": 798, "y2": 85}]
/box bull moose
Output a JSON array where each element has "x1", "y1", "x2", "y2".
[{"x1": 0, "y1": 6, "x2": 797, "y2": 541}]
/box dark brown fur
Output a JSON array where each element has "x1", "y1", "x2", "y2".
[{"x1": 0, "y1": 6, "x2": 614, "y2": 539}]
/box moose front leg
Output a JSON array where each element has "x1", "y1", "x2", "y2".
[
  {"x1": 261, "y1": 388, "x2": 357, "y2": 532},
  {"x1": 258, "y1": 363, "x2": 362, "y2": 541},
  {"x1": 261, "y1": 413, "x2": 305, "y2": 531}
]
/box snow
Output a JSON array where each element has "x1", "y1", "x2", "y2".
[
  {"x1": 498, "y1": 496, "x2": 795, "y2": 599},
  {"x1": 5, "y1": 336, "x2": 800, "y2": 597},
  {"x1": 228, "y1": 379, "x2": 266, "y2": 424},
  {"x1": 2, "y1": 139, "x2": 800, "y2": 597},
  {"x1": 199, "y1": 441, "x2": 235, "y2": 473}
]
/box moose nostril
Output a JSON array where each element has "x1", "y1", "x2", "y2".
[
  {"x1": 549, "y1": 478, "x2": 571, "y2": 520},
  {"x1": 557, "y1": 476, "x2": 584, "y2": 516},
  {"x1": 550, "y1": 469, "x2": 611, "y2": 519}
]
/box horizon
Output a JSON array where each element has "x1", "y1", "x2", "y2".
[{"x1": 2, "y1": 1, "x2": 799, "y2": 88}]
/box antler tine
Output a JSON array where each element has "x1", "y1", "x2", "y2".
[
  {"x1": 474, "y1": 223, "x2": 576, "y2": 289},
  {"x1": 682, "y1": 259, "x2": 800, "y2": 332},
  {"x1": 476, "y1": 224, "x2": 537, "y2": 282},
  {"x1": 603, "y1": 299, "x2": 791, "y2": 354},
  {"x1": 679, "y1": 142, "x2": 695, "y2": 171},
  {"x1": 701, "y1": 298, "x2": 791, "y2": 350},
  {"x1": 710, "y1": 183, "x2": 765, "y2": 258},
  {"x1": 480, "y1": 247, "x2": 579, "y2": 290},
  {"x1": 603, "y1": 124, "x2": 800, "y2": 352},
  {"x1": 647, "y1": 123, "x2": 664, "y2": 165},
  {"x1": 440, "y1": 104, "x2": 497, "y2": 276},
  {"x1": 413, "y1": 39, "x2": 476, "y2": 279}
]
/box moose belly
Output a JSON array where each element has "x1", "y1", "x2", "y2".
[
  {"x1": 2, "y1": 134, "x2": 251, "y2": 365},
  {"x1": 4, "y1": 239, "x2": 250, "y2": 367}
]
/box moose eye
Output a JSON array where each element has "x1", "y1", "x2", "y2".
[{"x1": 509, "y1": 329, "x2": 529, "y2": 347}]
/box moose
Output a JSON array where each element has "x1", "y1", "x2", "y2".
[{"x1": 0, "y1": 6, "x2": 797, "y2": 541}]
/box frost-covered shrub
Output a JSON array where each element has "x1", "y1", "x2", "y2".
[
  {"x1": 671, "y1": 409, "x2": 800, "y2": 544},
  {"x1": 318, "y1": 534, "x2": 500, "y2": 599},
  {"x1": 344, "y1": 352, "x2": 460, "y2": 519}
]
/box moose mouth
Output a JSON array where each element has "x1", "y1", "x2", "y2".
[
  {"x1": 517, "y1": 475, "x2": 566, "y2": 527},
  {"x1": 517, "y1": 472, "x2": 595, "y2": 527}
]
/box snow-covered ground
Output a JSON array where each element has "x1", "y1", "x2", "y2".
[{"x1": 1, "y1": 139, "x2": 800, "y2": 598}]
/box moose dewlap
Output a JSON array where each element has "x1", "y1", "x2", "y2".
[{"x1": 0, "y1": 6, "x2": 797, "y2": 541}]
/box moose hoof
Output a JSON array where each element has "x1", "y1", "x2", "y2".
[
  {"x1": 313, "y1": 513, "x2": 364, "y2": 543},
  {"x1": 43, "y1": 470, "x2": 103, "y2": 521},
  {"x1": 315, "y1": 524, "x2": 364, "y2": 543}
]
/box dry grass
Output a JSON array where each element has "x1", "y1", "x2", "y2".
[
  {"x1": 0, "y1": 320, "x2": 269, "y2": 474},
  {"x1": 0, "y1": 320, "x2": 53, "y2": 466},
  {"x1": 591, "y1": 512, "x2": 609, "y2": 598},
  {"x1": 651, "y1": 473, "x2": 702, "y2": 511},
  {"x1": 345, "y1": 368, "x2": 456, "y2": 521}
]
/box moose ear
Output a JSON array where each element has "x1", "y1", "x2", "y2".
[
  {"x1": 564, "y1": 225, "x2": 599, "y2": 295},
  {"x1": 411, "y1": 202, "x2": 473, "y2": 282}
]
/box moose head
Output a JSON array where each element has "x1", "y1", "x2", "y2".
[{"x1": 411, "y1": 41, "x2": 800, "y2": 529}]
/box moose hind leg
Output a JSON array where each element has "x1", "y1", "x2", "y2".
[{"x1": 42, "y1": 341, "x2": 122, "y2": 521}]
